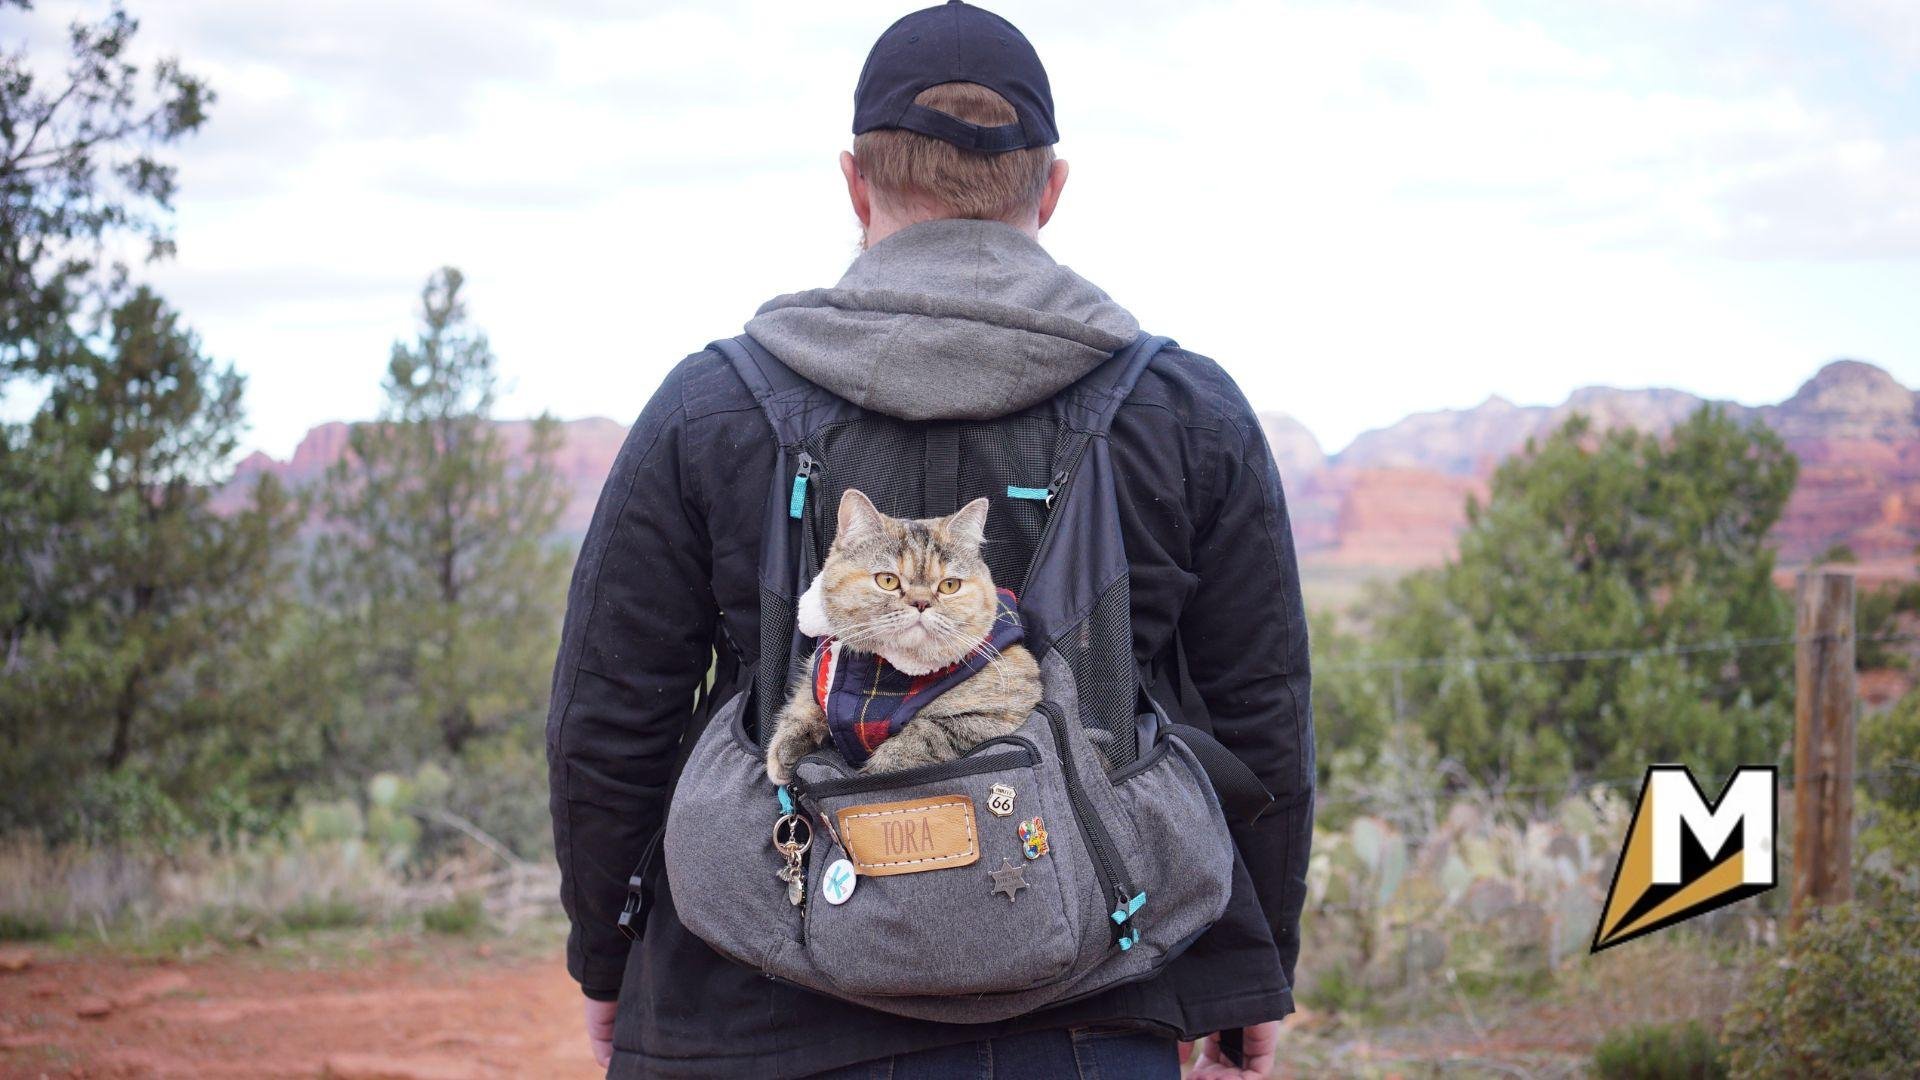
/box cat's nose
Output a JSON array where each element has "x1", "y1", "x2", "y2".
[{"x1": 908, "y1": 598, "x2": 931, "y2": 611}]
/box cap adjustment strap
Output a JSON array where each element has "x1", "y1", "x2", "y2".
[{"x1": 897, "y1": 104, "x2": 1029, "y2": 153}]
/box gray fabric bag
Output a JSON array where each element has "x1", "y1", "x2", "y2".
[{"x1": 656, "y1": 334, "x2": 1271, "y2": 1023}]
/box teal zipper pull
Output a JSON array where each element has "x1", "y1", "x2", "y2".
[{"x1": 789, "y1": 453, "x2": 816, "y2": 519}]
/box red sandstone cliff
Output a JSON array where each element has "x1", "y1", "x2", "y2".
[{"x1": 223, "y1": 361, "x2": 1920, "y2": 582}]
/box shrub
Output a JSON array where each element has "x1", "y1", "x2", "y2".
[
  {"x1": 1591, "y1": 1020, "x2": 1726, "y2": 1080},
  {"x1": 421, "y1": 893, "x2": 485, "y2": 936},
  {"x1": 1857, "y1": 693, "x2": 1920, "y2": 892},
  {"x1": 1723, "y1": 905, "x2": 1920, "y2": 1077},
  {"x1": 278, "y1": 897, "x2": 368, "y2": 933},
  {"x1": 0, "y1": 911, "x2": 53, "y2": 941}
]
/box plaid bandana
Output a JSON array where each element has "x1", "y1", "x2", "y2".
[{"x1": 810, "y1": 588, "x2": 1024, "y2": 767}]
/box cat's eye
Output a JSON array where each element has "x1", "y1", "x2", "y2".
[
  {"x1": 937, "y1": 577, "x2": 962, "y2": 595},
  {"x1": 874, "y1": 572, "x2": 900, "y2": 591}
]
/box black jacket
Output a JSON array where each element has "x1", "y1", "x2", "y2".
[{"x1": 547, "y1": 336, "x2": 1315, "y2": 1077}]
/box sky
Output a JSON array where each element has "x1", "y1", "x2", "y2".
[{"x1": 12, "y1": 0, "x2": 1920, "y2": 460}]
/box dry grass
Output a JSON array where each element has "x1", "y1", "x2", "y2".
[{"x1": 0, "y1": 833, "x2": 557, "y2": 950}]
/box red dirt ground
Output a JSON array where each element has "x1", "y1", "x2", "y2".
[{"x1": 0, "y1": 941, "x2": 602, "y2": 1079}]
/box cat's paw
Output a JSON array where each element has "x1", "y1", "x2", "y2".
[{"x1": 765, "y1": 726, "x2": 815, "y2": 786}]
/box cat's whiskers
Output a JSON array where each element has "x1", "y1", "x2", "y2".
[
  {"x1": 821, "y1": 613, "x2": 903, "y2": 649},
  {"x1": 925, "y1": 615, "x2": 1002, "y2": 666}
]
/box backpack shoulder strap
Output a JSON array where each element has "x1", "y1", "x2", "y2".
[
  {"x1": 1056, "y1": 333, "x2": 1175, "y2": 436},
  {"x1": 709, "y1": 334, "x2": 832, "y2": 447}
]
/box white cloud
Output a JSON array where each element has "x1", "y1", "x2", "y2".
[{"x1": 13, "y1": 0, "x2": 1919, "y2": 457}]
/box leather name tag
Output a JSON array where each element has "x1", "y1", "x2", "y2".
[{"x1": 835, "y1": 795, "x2": 979, "y2": 877}]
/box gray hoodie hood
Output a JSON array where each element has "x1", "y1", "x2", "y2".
[{"x1": 744, "y1": 218, "x2": 1140, "y2": 421}]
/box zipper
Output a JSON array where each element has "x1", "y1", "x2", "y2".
[
  {"x1": 1038, "y1": 700, "x2": 1141, "y2": 947},
  {"x1": 789, "y1": 452, "x2": 816, "y2": 520},
  {"x1": 1043, "y1": 467, "x2": 1069, "y2": 509},
  {"x1": 788, "y1": 737, "x2": 1038, "y2": 801},
  {"x1": 1023, "y1": 436, "x2": 1092, "y2": 584},
  {"x1": 794, "y1": 450, "x2": 826, "y2": 588}
]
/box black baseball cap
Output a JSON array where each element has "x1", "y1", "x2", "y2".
[{"x1": 852, "y1": 1, "x2": 1058, "y2": 154}]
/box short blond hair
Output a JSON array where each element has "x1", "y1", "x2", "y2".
[{"x1": 852, "y1": 82, "x2": 1055, "y2": 222}]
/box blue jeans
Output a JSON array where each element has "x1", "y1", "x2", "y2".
[{"x1": 803, "y1": 1027, "x2": 1179, "y2": 1080}]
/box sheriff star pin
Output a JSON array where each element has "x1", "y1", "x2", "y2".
[{"x1": 988, "y1": 858, "x2": 1029, "y2": 903}]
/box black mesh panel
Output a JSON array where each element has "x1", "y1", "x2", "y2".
[
  {"x1": 805, "y1": 418, "x2": 928, "y2": 539},
  {"x1": 802, "y1": 416, "x2": 1067, "y2": 594},
  {"x1": 755, "y1": 584, "x2": 794, "y2": 744},
  {"x1": 956, "y1": 417, "x2": 1066, "y2": 593},
  {"x1": 1054, "y1": 575, "x2": 1138, "y2": 770}
]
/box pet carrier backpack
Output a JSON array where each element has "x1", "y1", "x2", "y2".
[{"x1": 653, "y1": 332, "x2": 1273, "y2": 1023}]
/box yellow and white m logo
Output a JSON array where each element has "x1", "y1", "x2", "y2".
[{"x1": 1591, "y1": 765, "x2": 1777, "y2": 953}]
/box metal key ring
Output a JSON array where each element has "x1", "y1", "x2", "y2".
[{"x1": 773, "y1": 813, "x2": 812, "y2": 854}]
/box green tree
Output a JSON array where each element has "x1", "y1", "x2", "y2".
[
  {"x1": 0, "y1": 10, "x2": 299, "y2": 838},
  {"x1": 1325, "y1": 408, "x2": 1799, "y2": 789},
  {"x1": 0, "y1": 289, "x2": 298, "y2": 836},
  {"x1": 311, "y1": 267, "x2": 567, "y2": 780},
  {"x1": 1, "y1": 1, "x2": 212, "y2": 374}
]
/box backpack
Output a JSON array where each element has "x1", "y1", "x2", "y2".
[{"x1": 654, "y1": 332, "x2": 1273, "y2": 1023}]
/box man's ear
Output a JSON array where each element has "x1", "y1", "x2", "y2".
[
  {"x1": 840, "y1": 150, "x2": 873, "y2": 229},
  {"x1": 1036, "y1": 158, "x2": 1069, "y2": 230},
  {"x1": 944, "y1": 497, "x2": 990, "y2": 548},
  {"x1": 838, "y1": 488, "x2": 885, "y2": 545}
]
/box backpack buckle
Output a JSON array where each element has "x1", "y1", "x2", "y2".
[{"x1": 616, "y1": 872, "x2": 649, "y2": 941}]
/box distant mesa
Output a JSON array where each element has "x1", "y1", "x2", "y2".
[
  {"x1": 214, "y1": 417, "x2": 627, "y2": 536},
  {"x1": 224, "y1": 360, "x2": 1920, "y2": 584},
  {"x1": 1264, "y1": 358, "x2": 1920, "y2": 584}
]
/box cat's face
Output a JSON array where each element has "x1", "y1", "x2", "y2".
[{"x1": 816, "y1": 489, "x2": 998, "y2": 673}]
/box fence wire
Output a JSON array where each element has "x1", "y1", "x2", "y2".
[
  {"x1": 1317, "y1": 766, "x2": 1919, "y2": 810},
  {"x1": 1315, "y1": 630, "x2": 1919, "y2": 674}
]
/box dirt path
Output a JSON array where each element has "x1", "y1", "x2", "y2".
[
  {"x1": 0, "y1": 940, "x2": 602, "y2": 1079},
  {"x1": 0, "y1": 936, "x2": 1619, "y2": 1079}
]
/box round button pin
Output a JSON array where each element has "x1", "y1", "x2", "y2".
[{"x1": 821, "y1": 858, "x2": 857, "y2": 905}]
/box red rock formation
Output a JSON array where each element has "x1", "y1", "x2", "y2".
[
  {"x1": 1304, "y1": 467, "x2": 1486, "y2": 569},
  {"x1": 219, "y1": 360, "x2": 1920, "y2": 583},
  {"x1": 1257, "y1": 412, "x2": 1326, "y2": 482},
  {"x1": 214, "y1": 417, "x2": 629, "y2": 536},
  {"x1": 1294, "y1": 359, "x2": 1920, "y2": 582}
]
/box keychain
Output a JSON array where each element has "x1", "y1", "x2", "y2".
[{"x1": 773, "y1": 812, "x2": 813, "y2": 907}]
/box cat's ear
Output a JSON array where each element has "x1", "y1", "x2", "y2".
[
  {"x1": 837, "y1": 488, "x2": 886, "y2": 545},
  {"x1": 944, "y1": 497, "x2": 990, "y2": 548}
]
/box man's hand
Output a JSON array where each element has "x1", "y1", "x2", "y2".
[
  {"x1": 582, "y1": 995, "x2": 617, "y2": 1068},
  {"x1": 1183, "y1": 1020, "x2": 1280, "y2": 1079}
]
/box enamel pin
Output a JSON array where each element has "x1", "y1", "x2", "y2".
[
  {"x1": 987, "y1": 783, "x2": 1016, "y2": 817},
  {"x1": 1018, "y1": 816, "x2": 1049, "y2": 860}
]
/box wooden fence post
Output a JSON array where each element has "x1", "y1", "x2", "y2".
[{"x1": 1790, "y1": 571, "x2": 1856, "y2": 928}]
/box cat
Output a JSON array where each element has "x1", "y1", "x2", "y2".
[{"x1": 765, "y1": 488, "x2": 1043, "y2": 784}]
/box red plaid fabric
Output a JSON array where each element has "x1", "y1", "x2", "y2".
[{"x1": 810, "y1": 588, "x2": 1024, "y2": 767}]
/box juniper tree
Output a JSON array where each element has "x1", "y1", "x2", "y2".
[
  {"x1": 312, "y1": 268, "x2": 568, "y2": 772},
  {"x1": 1322, "y1": 408, "x2": 1799, "y2": 790},
  {"x1": 0, "y1": 290, "x2": 297, "y2": 835},
  {"x1": 0, "y1": 1, "x2": 212, "y2": 376}
]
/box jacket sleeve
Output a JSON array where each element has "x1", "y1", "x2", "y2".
[
  {"x1": 547, "y1": 356, "x2": 716, "y2": 1001},
  {"x1": 1179, "y1": 381, "x2": 1316, "y2": 988}
]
